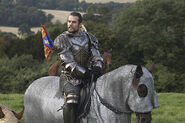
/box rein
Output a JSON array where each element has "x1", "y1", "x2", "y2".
[
  {"x1": 93, "y1": 69, "x2": 135, "y2": 115},
  {"x1": 94, "y1": 89, "x2": 131, "y2": 114}
]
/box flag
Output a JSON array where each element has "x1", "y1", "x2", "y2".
[{"x1": 41, "y1": 24, "x2": 53, "y2": 61}]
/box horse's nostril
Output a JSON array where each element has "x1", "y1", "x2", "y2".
[{"x1": 141, "y1": 118, "x2": 146, "y2": 122}]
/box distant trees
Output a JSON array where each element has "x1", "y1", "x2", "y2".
[
  {"x1": 0, "y1": 0, "x2": 131, "y2": 28},
  {"x1": 84, "y1": 21, "x2": 115, "y2": 53},
  {"x1": 0, "y1": 31, "x2": 16, "y2": 58},
  {"x1": 0, "y1": 30, "x2": 52, "y2": 93},
  {"x1": 0, "y1": 5, "x2": 52, "y2": 27},
  {"x1": 0, "y1": 36, "x2": 6, "y2": 57},
  {"x1": 0, "y1": 0, "x2": 131, "y2": 12},
  {"x1": 113, "y1": 0, "x2": 185, "y2": 92},
  {"x1": 18, "y1": 24, "x2": 33, "y2": 36},
  {"x1": 0, "y1": 0, "x2": 184, "y2": 93},
  {"x1": 5, "y1": 33, "x2": 45, "y2": 60},
  {"x1": 0, "y1": 54, "x2": 48, "y2": 93}
]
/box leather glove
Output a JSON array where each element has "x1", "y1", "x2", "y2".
[
  {"x1": 82, "y1": 69, "x2": 92, "y2": 85},
  {"x1": 92, "y1": 66, "x2": 102, "y2": 81}
]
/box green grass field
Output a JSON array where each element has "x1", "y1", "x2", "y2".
[
  {"x1": 0, "y1": 93, "x2": 184, "y2": 123},
  {"x1": 0, "y1": 94, "x2": 24, "y2": 123}
]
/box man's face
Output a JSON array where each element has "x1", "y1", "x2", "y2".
[{"x1": 67, "y1": 15, "x2": 81, "y2": 33}]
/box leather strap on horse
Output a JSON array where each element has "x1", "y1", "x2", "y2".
[{"x1": 95, "y1": 89, "x2": 131, "y2": 114}]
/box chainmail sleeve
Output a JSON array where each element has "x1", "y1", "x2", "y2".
[
  {"x1": 88, "y1": 33, "x2": 103, "y2": 68},
  {"x1": 53, "y1": 33, "x2": 87, "y2": 78}
]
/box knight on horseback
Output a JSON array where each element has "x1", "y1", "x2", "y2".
[{"x1": 53, "y1": 12, "x2": 103, "y2": 123}]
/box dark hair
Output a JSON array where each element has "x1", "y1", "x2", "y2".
[{"x1": 70, "y1": 12, "x2": 82, "y2": 23}]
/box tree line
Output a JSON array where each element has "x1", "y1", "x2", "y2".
[
  {"x1": 0, "y1": 4, "x2": 53, "y2": 27},
  {"x1": 0, "y1": 0, "x2": 130, "y2": 29},
  {"x1": 0, "y1": 0, "x2": 131, "y2": 12},
  {"x1": 0, "y1": 0, "x2": 184, "y2": 93}
]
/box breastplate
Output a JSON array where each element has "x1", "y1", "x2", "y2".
[{"x1": 69, "y1": 34, "x2": 90, "y2": 68}]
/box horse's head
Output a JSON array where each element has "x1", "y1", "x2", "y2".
[
  {"x1": 102, "y1": 49, "x2": 112, "y2": 74},
  {"x1": 89, "y1": 63, "x2": 159, "y2": 122},
  {"x1": 49, "y1": 61, "x2": 60, "y2": 76},
  {"x1": 0, "y1": 105, "x2": 24, "y2": 123},
  {"x1": 128, "y1": 64, "x2": 159, "y2": 123}
]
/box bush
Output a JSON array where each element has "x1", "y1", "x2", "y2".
[{"x1": 0, "y1": 55, "x2": 48, "y2": 93}]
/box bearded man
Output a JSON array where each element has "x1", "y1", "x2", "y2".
[{"x1": 53, "y1": 12, "x2": 103, "y2": 123}]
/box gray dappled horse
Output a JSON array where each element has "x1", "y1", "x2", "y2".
[{"x1": 24, "y1": 64, "x2": 159, "y2": 123}]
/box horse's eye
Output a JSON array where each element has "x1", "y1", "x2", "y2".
[{"x1": 137, "y1": 84, "x2": 148, "y2": 97}]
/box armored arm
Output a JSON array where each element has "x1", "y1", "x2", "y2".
[
  {"x1": 88, "y1": 33, "x2": 103, "y2": 80},
  {"x1": 53, "y1": 33, "x2": 87, "y2": 79},
  {"x1": 88, "y1": 33, "x2": 103, "y2": 68}
]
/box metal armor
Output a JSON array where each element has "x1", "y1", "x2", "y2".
[{"x1": 53, "y1": 30, "x2": 103, "y2": 104}]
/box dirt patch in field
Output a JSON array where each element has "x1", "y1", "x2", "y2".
[
  {"x1": 79, "y1": 0, "x2": 136, "y2": 3},
  {"x1": 42, "y1": 9, "x2": 85, "y2": 24},
  {"x1": 0, "y1": 26, "x2": 40, "y2": 37},
  {"x1": 0, "y1": 10, "x2": 85, "y2": 37}
]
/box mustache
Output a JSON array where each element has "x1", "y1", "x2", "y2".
[{"x1": 68, "y1": 26, "x2": 74, "y2": 29}]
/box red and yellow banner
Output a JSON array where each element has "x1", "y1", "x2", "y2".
[{"x1": 41, "y1": 24, "x2": 53, "y2": 60}]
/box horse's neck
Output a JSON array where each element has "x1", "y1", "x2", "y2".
[
  {"x1": 86, "y1": 86, "x2": 132, "y2": 123},
  {"x1": 95, "y1": 65, "x2": 135, "y2": 113}
]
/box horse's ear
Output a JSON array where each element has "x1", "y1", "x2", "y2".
[
  {"x1": 135, "y1": 65, "x2": 143, "y2": 78},
  {"x1": 15, "y1": 106, "x2": 24, "y2": 120},
  {"x1": 108, "y1": 48, "x2": 112, "y2": 53},
  {"x1": 148, "y1": 62, "x2": 155, "y2": 73},
  {"x1": 0, "y1": 106, "x2": 5, "y2": 119},
  {"x1": 132, "y1": 65, "x2": 143, "y2": 89}
]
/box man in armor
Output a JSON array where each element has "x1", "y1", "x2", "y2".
[{"x1": 53, "y1": 12, "x2": 103, "y2": 123}]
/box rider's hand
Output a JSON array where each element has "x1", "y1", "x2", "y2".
[
  {"x1": 82, "y1": 69, "x2": 92, "y2": 84},
  {"x1": 92, "y1": 66, "x2": 102, "y2": 81},
  {"x1": 82, "y1": 67, "x2": 102, "y2": 84}
]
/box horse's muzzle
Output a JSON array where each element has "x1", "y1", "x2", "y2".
[{"x1": 136, "y1": 112, "x2": 152, "y2": 123}]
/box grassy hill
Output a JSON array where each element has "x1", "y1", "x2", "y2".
[
  {"x1": 79, "y1": 0, "x2": 136, "y2": 3},
  {"x1": 0, "y1": 93, "x2": 184, "y2": 123}
]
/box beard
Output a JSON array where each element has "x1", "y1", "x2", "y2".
[{"x1": 68, "y1": 27, "x2": 79, "y2": 34}]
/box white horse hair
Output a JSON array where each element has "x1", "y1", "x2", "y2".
[{"x1": 24, "y1": 64, "x2": 159, "y2": 123}]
